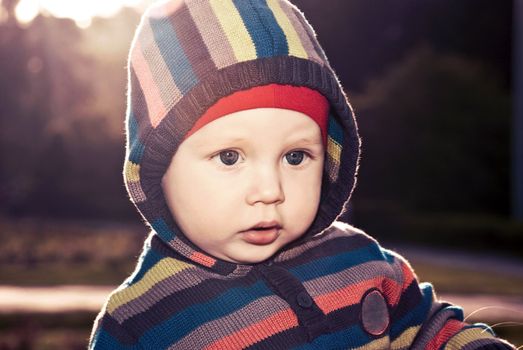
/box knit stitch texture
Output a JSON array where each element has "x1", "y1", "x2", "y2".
[{"x1": 89, "y1": 0, "x2": 516, "y2": 348}]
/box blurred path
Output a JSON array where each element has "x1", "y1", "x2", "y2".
[
  {"x1": 0, "y1": 285, "x2": 112, "y2": 313},
  {"x1": 0, "y1": 285, "x2": 522, "y2": 322}
]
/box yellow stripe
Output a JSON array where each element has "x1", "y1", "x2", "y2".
[
  {"x1": 327, "y1": 137, "x2": 341, "y2": 165},
  {"x1": 124, "y1": 160, "x2": 141, "y2": 182},
  {"x1": 354, "y1": 336, "x2": 390, "y2": 350},
  {"x1": 326, "y1": 137, "x2": 342, "y2": 182},
  {"x1": 266, "y1": 0, "x2": 307, "y2": 59},
  {"x1": 210, "y1": 0, "x2": 256, "y2": 62},
  {"x1": 391, "y1": 326, "x2": 420, "y2": 349},
  {"x1": 444, "y1": 328, "x2": 495, "y2": 350},
  {"x1": 108, "y1": 258, "x2": 192, "y2": 313}
]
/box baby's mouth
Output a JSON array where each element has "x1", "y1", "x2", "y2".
[{"x1": 241, "y1": 222, "x2": 282, "y2": 245}]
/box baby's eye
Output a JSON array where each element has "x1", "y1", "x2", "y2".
[
  {"x1": 218, "y1": 150, "x2": 240, "y2": 166},
  {"x1": 285, "y1": 151, "x2": 306, "y2": 165}
]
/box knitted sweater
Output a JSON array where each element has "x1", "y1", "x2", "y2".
[
  {"x1": 89, "y1": 222, "x2": 514, "y2": 349},
  {"x1": 89, "y1": 0, "x2": 515, "y2": 348}
]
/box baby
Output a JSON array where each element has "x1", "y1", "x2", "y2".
[{"x1": 89, "y1": 0, "x2": 516, "y2": 348}]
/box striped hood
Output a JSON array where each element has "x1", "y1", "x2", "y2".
[{"x1": 124, "y1": 0, "x2": 360, "y2": 273}]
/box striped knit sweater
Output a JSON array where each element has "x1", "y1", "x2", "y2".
[
  {"x1": 89, "y1": 222, "x2": 515, "y2": 349},
  {"x1": 89, "y1": 0, "x2": 516, "y2": 348}
]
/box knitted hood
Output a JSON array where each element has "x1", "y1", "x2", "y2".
[{"x1": 124, "y1": 0, "x2": 360, "y2": 273}]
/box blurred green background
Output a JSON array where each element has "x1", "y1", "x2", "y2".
[{"x1": 0, "y1": 0, "x2": 522, "y2": 348}]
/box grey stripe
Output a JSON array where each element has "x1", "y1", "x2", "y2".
[
  {"x1": 169, "y1": 295, "x2": 293, "y2": 350},
  {"x1": 279, "y1": 1, "x2": 323, "y2": 65},
  {"x1": 112, "y1": 264, "x2": 248, "y2": 323},
  {"x1": 187, "y1": 0, "x2": 237, "y2": 69},
  {"x1": 303, "y1": 260, "x2": 400, "y2": 298}
]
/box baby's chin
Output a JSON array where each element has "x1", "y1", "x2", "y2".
[
  {"x1": 206, "y1": 243, "x2": 280, "y2": 265},
  {"x1": 218, "y1": 250, "x2": 277, "y2": 265}
]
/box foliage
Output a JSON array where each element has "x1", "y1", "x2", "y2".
[
  {"x1": 0, "y1": 217, "x2": 145, "y2": 285},
  {"x1": 294, "y1": 0, "x2": 512, "y2": 92},
  {"x1": 353, "y1": 46, "x2": 510, "y2": 215},
  {"x1": 0, "y1": 9, "x2": 140, "y2": 220}
]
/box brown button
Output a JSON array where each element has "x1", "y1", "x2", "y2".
[{"x1": 361, "y1": 289, "x2": 389, "y2": 336}]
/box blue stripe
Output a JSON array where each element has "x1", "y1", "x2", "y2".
[
  {"x1": 90, "y1": 328, "x2": 141, "y2": 350},
  {"x1": 124, "y1": 248, "x2": 162, "y2": 286},
  {"x1": 232, "y1": 0, "x2": 288, "y2": 58},
  {"x1": 129, "y1": 139, "x2": 144, "y2": 164},
  {"x1": 128, "y1": 113, "x2": 145, "y2": 164},
  {"x1": 148, "y1": 17, "x2": 198, "y2": 95},
  {"x1": 291, "y1": 325, "x2": 371, "y2": 350},
  {"x1": 328, "y1": 114, "x2": 344, "y2": 145},
  {"x1": 381, "y1": 249, "x2": 398, "y2": 264},
  {"x1": 138, "y1": 281, "x2": 273, "y2": 347},
  {"x1": 152, "y1": 218, "x2": 175, "y2": 242},
  {"x1": 290, "y1": 243, "x2": 382, "y2": 281},
  {"x1": 128, "y1": 110, "x2": 138, "y2": 142},
  {"x1": 390, "y1": 282, "x2": 434, "y2": 339}
]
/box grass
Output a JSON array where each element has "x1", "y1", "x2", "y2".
[
  {"x1": 0, "y1": 262, "x2": 136, "y2": 286},
  {"x1": 0, "y1": 217, "x2": 145, "y2": 265},
  {"x1": 356, "y1": 208, "x2": 523, "y2": 259},
  {"x1": 412, "y1": 261, "x2": 523, "y2": 296},
  {"x1": 0, "y1": 216, "x2": 144, "y2": 285},
  {"x1": 0, "y1": 312, "x2": 94, "y2": 350}
]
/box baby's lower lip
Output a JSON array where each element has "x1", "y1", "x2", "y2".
[{"x1": 241, "y1": 227, "x2": 280, "y2": 245}]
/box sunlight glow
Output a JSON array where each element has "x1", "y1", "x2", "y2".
[
  {"x1": 15, "y1": 0, "x2": 39, "y2": 24},
  {"x1": 15, "y1": 0, "x2": 152, "y2": 28}
]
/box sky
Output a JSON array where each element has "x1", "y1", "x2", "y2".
[{"x1": 15, "y1": 0, "x2": 154, "y2": 27}]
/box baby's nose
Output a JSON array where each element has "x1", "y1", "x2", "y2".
[{"x1": 245, "y1": 166, "x2": 285, "y2": 205}]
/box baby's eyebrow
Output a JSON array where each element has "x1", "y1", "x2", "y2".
[
  {"x1": 192, "y1": 137, "x2": 249, "y2": 150},
  {"x1": 296, "y1": 137, "x2": 321, "y2": 143},
  {"x1": 190, "y1": 134, "x2": 322, "y2": 151},
  {"x1": 287, "y1": 136, "x2": 323, "y2": 146}
]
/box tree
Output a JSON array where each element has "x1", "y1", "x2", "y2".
[{"x1": 353, "y1": 47, "x2": 510, "y2": 215}]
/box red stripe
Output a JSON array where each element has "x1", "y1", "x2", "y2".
[
  {"x1": 184, "y1": 84, "x2": 329, "y2": 144},
  {"x1": 190, "y1": 251, "x2": 216, "y2": 267},
  {"x1": 425, "y1": 319, "x2": 465, "y2": 350},
  {"x1": 314, "y1": 277, "x2": 402, "y2": 314},
  {"x1": 203, "y1": 308, "x2": 298, "y2": 350}
]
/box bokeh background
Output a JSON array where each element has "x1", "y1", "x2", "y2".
[{"x1": 1, "y1": 0, "x2": 522, "y2": 348}]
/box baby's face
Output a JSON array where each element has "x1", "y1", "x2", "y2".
[{"x1": 161, "y1": 108, "x2": 324, "y2": 264}]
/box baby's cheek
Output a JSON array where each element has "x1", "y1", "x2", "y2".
[{"x1": 295, "y1": 182, "x2": 322, "y2": 226}]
